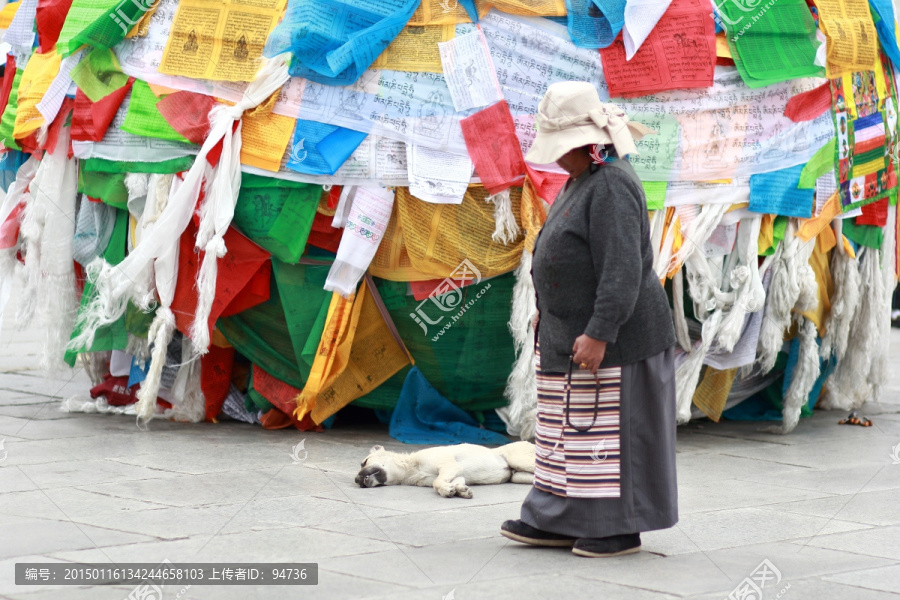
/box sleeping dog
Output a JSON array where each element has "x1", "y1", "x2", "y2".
[{"x1": 355, "y1": 441, "x2": 535, "y2": 498}]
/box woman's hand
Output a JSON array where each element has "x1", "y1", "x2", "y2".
[{"x1": 573, "y1": 334, "x2": 607, "y2": 374}]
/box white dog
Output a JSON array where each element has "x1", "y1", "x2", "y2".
[{"x1": 355, "y1": 442, "x2": 535, "y2": 498}]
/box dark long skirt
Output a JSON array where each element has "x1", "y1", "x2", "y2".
[{"x1": 520, "y1": 346, "x2": 678, "y2": 538}]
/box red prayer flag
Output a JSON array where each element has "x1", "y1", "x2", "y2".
[
  {"x1": 156, "y1": 91, "x2": 216, "y2": 145},
  {"x1": 858, "y1": 197, "x2": 889, "y2": 227},
  {"x1": 460, "y1": 100, "x2": 526, "y2": 195},
  {"x1": 171, "y1": 220, "x2": 272, "y2": 342},
  {"x1": 35, "y1": 0, "x2": 74, "y2": 52},
  {"x1": 783, "y1": 83, "x2": 832, "y2": 122},
  {"x1": 599, "y1": 0, "x2": 715, "y2": 98},
  {"x1": 71, "y1": 78, "x2": 134, "y2": 142}
]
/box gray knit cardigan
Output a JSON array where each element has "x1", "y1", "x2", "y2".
[{"x1": 532, "y1": 159, "x2": 676, "y2": 371}]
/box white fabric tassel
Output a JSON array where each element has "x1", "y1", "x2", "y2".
[
  {"x1": 16, "y1": 189, "x2": 40, "y2": 327},
  {"x1": 756, "y1": 222, "x2": 815, "y2": 373},
  {"x1": 15, "y1": 127, "x2": 79, "y2": 371},
  {"x1": 124, "y1": 172, "x2": 150, "y2": 219},
  {"x1": 674, "y1": 310, "x2": 723, "y2": 424},
  {"x1": 669, "y1": 203, "x2": 729, "y2": 272},
  {"x1": 69, "y1": 54, "x2": 291, "y2": 354},
  {"x1": 870, "y1": 204, "x2": 895, "y2": 402},
  {"x1": 486, "y1": 189, "x2": 520, "y2": 245},
  {"x1": 777, "y1": 317, "x2": 820, "y2": 434},
  {"x1": 189, "y1": 238, "x2": 225, "y2": 353},
  {"x1": 821, "y1": 248, "x2": 881, "y2": 410},
  {"x1": 190, "y1": 57, "x2": 290, "y2": 354},
  {"x1": 672, "y1": 268, "x2": 692, "y2": 352},
  {"x1": 134, "y1": 307, "x2": 176, "y2": 423},
  {"x1": 169, "y1": 335, "x2": 205, "y2": 423},
  {"x1": 820, "y1": 249, "x2": 861, "y2": 361},
  {"x1": 502, "y1": 250, "x2": 538, "y2": 440},
  {"x1": 715, "y1": 217, "x2": 765, "y2": 352}
]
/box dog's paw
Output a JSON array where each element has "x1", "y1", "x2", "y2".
[
  {"x1": 436, "y1": 486, "x2": 455, "y2": 498},
  {"x1": 456, "y1": 486, "x2": 473, "y2": 499}
]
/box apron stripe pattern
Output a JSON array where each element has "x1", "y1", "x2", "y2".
[{"x1": 533, "y1": 346, "x2": 622, "y2": 498}]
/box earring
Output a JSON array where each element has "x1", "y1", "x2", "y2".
[{"x1": 589, "y1": 144, "x2": 609, "y2": 165}]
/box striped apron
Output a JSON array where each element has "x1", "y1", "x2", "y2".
[{"x1": 533, "y1": 345, "x2": 622, "y2": 499}]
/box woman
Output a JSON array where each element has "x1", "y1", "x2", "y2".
[{"x1": 500, "y1": 82, "x2": 678, "y2": 557}]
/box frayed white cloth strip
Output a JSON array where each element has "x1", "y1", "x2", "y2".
[
  {"x1": 325, "y1": 185, "x2": 395, "y2": 298},
  {"x1": 18, "y1": 126, "x2": 79, "y2": 371},
  {"x1": 69, "y1": 54, "x2": 292, "y2": 354},
  {"x1": 190, "y1": 55, "x2": 292, "y2": 353}
]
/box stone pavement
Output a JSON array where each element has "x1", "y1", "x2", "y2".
[{"x1": 1, "y1": 306, "x2": 900, "y2": 600}]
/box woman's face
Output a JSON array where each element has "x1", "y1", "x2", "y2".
[{"x1": 556, "y1": 147, "x2": 591, "y2": 176}]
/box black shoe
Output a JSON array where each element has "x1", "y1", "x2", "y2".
[
  {"x1": 500, "y1": 520, "x2": 576, "y2": 547},
  {"x1": 572, "y1": 533, "x2": 641, "y2": 557}
]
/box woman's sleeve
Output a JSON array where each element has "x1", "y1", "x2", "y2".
[{"x1": 584, "y1": 171, "x2": 644, "y2": 344}]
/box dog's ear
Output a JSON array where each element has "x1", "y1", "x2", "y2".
[{"x1": 370, "y1": 445, "x2": 384, "y2": 454}]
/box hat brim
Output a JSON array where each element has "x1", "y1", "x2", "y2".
[{"x1": 524, "y1": 122, "x2": 655, "y2": 165}]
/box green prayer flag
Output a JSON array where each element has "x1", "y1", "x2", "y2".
[
  {"x1": 59, "y1": 0, "x2": 155, "y2": 56},
  {"x1": 642, "y1": 181, "x2": 667, "y2": 211},
  {"x1": 798, "y1": 139, "x2": 836, "y2": 189},
  {"x1": 842, "y1": 218, "x2": 884, "y2": 249},
  {"x1": 82, "y1": 155, "x2": 195, "y2": 174},
  {"x1": 122, "y1": 80, "x2": 192, "y2": 144},
  {"x1": 722, "y1": 0, "x2": 823, "y2": 88},
  {"x1": 79, "y1": 166, "x2": 129, "y2": 208},
  {"x1": 0, "y1": 68, "x2": 23, "y2": 151},
  {"x1": 233, "y1": 175, "x2": 322, "y2": 264},
  {"x1": 70, "y1": 48, "x2": 130, "y2": 102},
  {"x1": 65, "y1": 208, "x2": 129, "y2": 366}
]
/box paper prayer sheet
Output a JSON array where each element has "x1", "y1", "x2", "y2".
[
  {"x1": 438, "y1": 28, "x2": 503, "y2": 112},
  {"x1": 815, "y1": 170, "x2": 837, "y2": 216},
  {"x1": 407, "y1": 144, "x2": 473, "y2": 204},
  {"x1": 665, "y1": 178, "x2": 750, "y2": 207},
  {"x1": 4, "y1": 0, "x2": 38, "y2": 48},
  {"x1": 297, "y1": 69, "x2": 468, "y2": 154},
  {"x1": 159, "y1": 0, "x2": 287, "y2": 82}
]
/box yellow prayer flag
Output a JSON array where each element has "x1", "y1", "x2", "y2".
[
  {"x1": 158, "y1": 0, "x2": 287, "y2": 82},
  {"x1": 797, "y1": 192, "x2": 841, "y2": 242},
  {"x1": 240, "y1": 110, "x2": 295, "y2": 172},
  {"x1": 373, "y1": 24, "x2": 456, "y2": 73},
  {"x1": 295, "y1": 278, "x2": 412, "y2": 424},
  {"x1": 13, "y1": 48, "x2": 62, "y2": 140},
  {"x1": 370, "y1": 185, "x2": 525, "y2": 281},
  {"x1": 0, "y1": 1, "x2": 20, "y2": 29},
  {"x1": 692, "y1": 366, "x2": 737, "y2": 422},
  {"x1": 817, "y1": 0, "x2": 879, "y2": 77}
]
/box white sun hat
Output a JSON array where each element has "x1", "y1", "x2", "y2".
[{"x1": 524, "y1": 81, "x2": 655, "y2": 165}]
